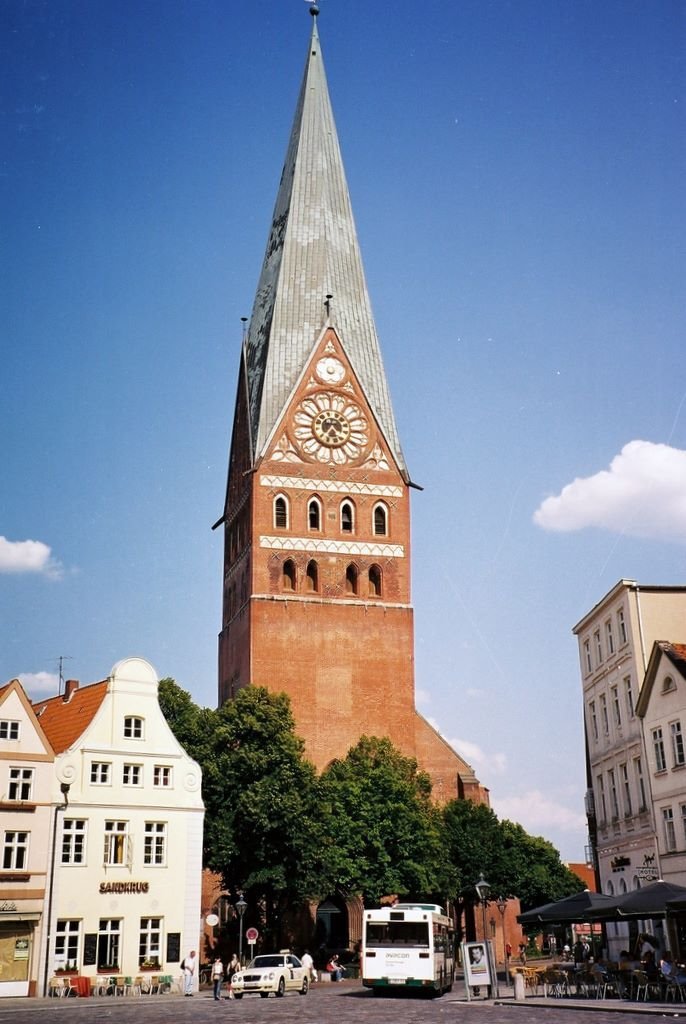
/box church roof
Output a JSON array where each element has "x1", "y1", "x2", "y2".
[{"x1": 245, "y1": 15, "x2": 407, "y2": 476}]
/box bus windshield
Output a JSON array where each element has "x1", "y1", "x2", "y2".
[{"x1": 365, "y1": 921, "x2": 430, "y2": 947}]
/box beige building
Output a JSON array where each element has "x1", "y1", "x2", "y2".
[
  {"x1": 0, "y1": 680, "x2": 55, "y2": 997},
  {"x1": 33, "y1": 658, "x2": 204, "y2": 994},
  {"x1": 573, "y1": 580, "x2": 686, "y2": 956},
  {"x1": 637, "y1": 642, "x2": 686, "y2": 884}
]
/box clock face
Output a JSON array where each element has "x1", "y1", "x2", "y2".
[
  {"x1": 293, "y1": 392, "x2": 368, "y2": 464},
  {"x1": 312, "y1": 409, "x2": 351, "y2": 447}
]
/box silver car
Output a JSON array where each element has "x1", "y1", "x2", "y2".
[{"x1": 231, "y1": 953, "x2": 309, "y2": 998}]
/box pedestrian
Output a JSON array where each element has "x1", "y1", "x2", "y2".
[
  {"x1": 226, "y1": 952, "x2": 240, "y2": 998},
  {"x1": 326, "y1": 954, "x2": 343, "y2": 982},
  {"x1": 211, "y1": 956, "x2": 224, "y2": 1001},
  {"x1": 182, "y1": 949, "x2": 197, "y2": 996},
  {"x1": 301, "y1": 949, "x2": 316, "y2": 983}
]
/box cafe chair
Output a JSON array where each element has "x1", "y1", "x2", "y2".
[{"x1": 48, "y1": 978, "x2": 65, "y2": 998}]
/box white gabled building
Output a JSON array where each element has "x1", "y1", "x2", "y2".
[
  {"x1": 0, "y1": 680, "x2": 55, "y2": 998},
  {"x1": 33, "y1": 658, "x2": 204, "y2": 994}
]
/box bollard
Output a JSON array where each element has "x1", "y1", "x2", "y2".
[{"x1": 513, "y1": 972, "x2": 525, "y2": 1001}]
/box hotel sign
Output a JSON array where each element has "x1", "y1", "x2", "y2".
[{"x1": 99, "y1": 881, "x2": 149, "y2": 894}]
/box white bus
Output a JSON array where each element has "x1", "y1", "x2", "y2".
[{"x1": 361, "y1": 903, "x2": 455, "y2": 996}]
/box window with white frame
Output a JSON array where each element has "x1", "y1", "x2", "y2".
[
  {"x1": 143, "y1": 822, "x2": 166, "y2": 866},
  {"x1": 681, "y1": 804, "x2": 686, "y2": 844},
  {"x1": 97, "y1": 919, "x2": 121, "y2": 971},
  {"x1": 373, "y1": 503, "x2": 388, "y2": 536},
  {"x1": 672, "y1": 721, "x2": 685, "y2": 767},
  {"x1": 0, "y1": 720, "x2": 19, "y2": 740},
  {"x1": 634, "y1": 756, "x2": 647, "y2": 811},
  {"x1": 589, "y1": 701, "x2": 598, "y2": 742},
  {"x1": 605, "y1": 620, "x2": 615, "y2": 655},
  {"x1": 61, "y1": 819, "x2": 87, "y2": 864},
  {"x1": 139, "y1": 917, "x2": 162, "y2": 967},
  {"x1": 594, "y1": 630, "x2": 603, "y2": 665},
  {"x1": 3, "y1": 830, "x2": 28, "y2": 870},
  {"x1": 583, "y1": 640, "x2": 592, "y2": 673},
  {"x1": 624, "y1": 676, "x2": 635, "y2": 719},
  {"x1": 617, "y1": 607, "x2": 627, "y2": 645},
  {"x1": 620, "y1": 763, "x2": 632, "y2": 816},
  {"x1": 8, "y1": 767, "x2": 33, "y2": 801},
  {"x1": 90, "y1": 762, "x2": 111, "y2": 785},
  {"x1": 307, "y1": 497, "x2": 321, "y2": 531},
  {"x1": 596, "y1": 774, "x2": 607, "y2": 823},
  {"x1": 340, "y1": 500, "x2": 354, "y2": 533},
  {"x1": 600, "y1": 694, "x2": 609, "y2": 735},
  {"x1": 653, "y1": 728, "x2": 667, "y2": 772},
  {"x1": 124, "y1": 716, "x2": 144, "y2": 739},
  {"x1": 608, "y1": 769, "x2": 619, "y2": 819},
  {"x1": 611, "y1": 686, "x2": 621, "y2": 728},
  {"x1": 153, "y1": 765, "x2": 172, "y2": 788},
  {"x1": 55, "y1": 919, "x2": 81, "y2": 967},
  {"x1": 663, "y1": 807, "x2": 677, "y2": 851},
  {"x1": 103, "y1": 821, "x2": 129, "y2": 866},
  {"x1": 274, "y1": 495, "x2": 288, "y2": 529},
  {"x1": 123, "y1": 764, "x2": 142, "y2": 786}
]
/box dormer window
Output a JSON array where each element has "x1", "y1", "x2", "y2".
[
  {"x1": 341, "y1": 501, "x2": 354, "y2": 534},
  {"x1": 373, "y1": 503, "x2": 388, "y2": 536},
  {"x1": 274, "y1": 495, "x2": 289, "y2": 529},
  {"x1": 308, "y1": 498, "x2": 321, "y2": 531},
  {"x1": 124, "y1": 716, "x2": 144, "y2": 739}
]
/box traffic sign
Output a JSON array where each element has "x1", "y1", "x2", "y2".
[{"x1": 245, "y1": 927, "x2": 259, "y2": 943}]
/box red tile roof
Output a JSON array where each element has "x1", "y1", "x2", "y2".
[{"x1": 33, "y1": 680, "x2": 109, "y2": 753}]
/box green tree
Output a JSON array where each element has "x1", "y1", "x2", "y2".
[
  {"x1": 499, "y1": 819, "x2": 583, "y2": 910},
  {"x1": 318, "y1": 736, "x2": 453, "y2": 903}
]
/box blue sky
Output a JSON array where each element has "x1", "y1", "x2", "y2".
[{"x1": 2, "y1": 0, "x2": 685, "y2": 863}]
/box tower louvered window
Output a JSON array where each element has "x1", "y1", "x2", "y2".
[
  {"x1": 308, "y1": 498, "x2": 321, "y2": 531},
  {"x1": 341, "y1": 501, "x2": 354, "y2": 533},
  {"x1": 274, "y1": 496, "x2": 289, "y2": 529},
  {"x1": 373, "y1": 504, "x2": 387, "y2": 536}
]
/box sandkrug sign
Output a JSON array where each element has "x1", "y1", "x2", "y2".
[{"x1": 99, "y1": 881, "x2": 149, "y2": 894}]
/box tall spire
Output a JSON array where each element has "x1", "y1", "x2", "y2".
[{"x1": 244, "y1": 17, "x2": 406, "y2": 476}]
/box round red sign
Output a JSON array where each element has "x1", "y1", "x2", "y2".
[{"x1": 245, "y1": 927, "x2": 259, "y2": 943}]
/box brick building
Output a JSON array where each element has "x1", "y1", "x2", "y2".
[{"x1": 215, "y1": 8, "x2": 486, "y2": 808}]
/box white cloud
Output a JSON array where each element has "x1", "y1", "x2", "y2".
[
  {"x1": 17, "y1": 671, "x2": 59, "y2": 697},
  {"x1": 0, "y1": 536, "x2": 63, "y2": 577},
  {"x1": 533, "y1": 440, "x2": 686, "y2": 542},
  {"x1": 449, "y1": 736, "x2": 507, "y2": 777},
  {"x1": 491, "y1": 789, "x2": 587, "y2": 836}
]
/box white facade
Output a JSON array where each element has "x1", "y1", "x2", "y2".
[
  {"x1": 637, "y1": 643, "x2": 686, "y2": 884},
  {"x1": 573, "y1": 581, "x2": 686, "y2": 957},
  {"x1": 38, "y1": 658, "x2": 204, "y2": 994},
  {"x1": 0, "y1": 681, "x2": 54, "y2": 998}
]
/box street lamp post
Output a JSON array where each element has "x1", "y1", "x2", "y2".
[
  {"x1": 474, "y1": 874, "x2": 492, "y2": 997},
  {"x1": 236, "y1": 895, "x2": 247, "y2": 966},
  {"x1": 496, "y1": 897, "x2": 507, "y2": 971}
]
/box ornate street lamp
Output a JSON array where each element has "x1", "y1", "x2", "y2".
[
  {"x1": 496, "y1": 897, "x2": 507, "y2": 968},
  {"x1": 475, "y1": 873, "x2": 491, "y2": 940},
  {"x1": 236, "y1": 894, "x2": 247, "y2": 966}
]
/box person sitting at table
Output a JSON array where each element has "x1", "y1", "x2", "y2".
[
  {"x1": 643, "y1": 950, "x2": 660, "y2": 982},
  {"x1": 661, "y1": 952, "x2": 686, "y2": 984}
]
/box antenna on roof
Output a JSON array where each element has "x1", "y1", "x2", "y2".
[{"x1": 55, "y1": 655, "x2": 73, "y2": 696}]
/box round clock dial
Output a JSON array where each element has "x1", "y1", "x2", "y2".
[
  {"x1": 293, "y1": 392, "x2": 368, "y2": 465},
  {"x1": 312, "y1": 409, "x2": 351, "y2": 447}
]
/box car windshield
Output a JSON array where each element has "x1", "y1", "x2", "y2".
[{"x1": 250, "y1": 956, "x2": 285, "y2": 969}]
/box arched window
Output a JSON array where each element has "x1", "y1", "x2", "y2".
[
  {"x1": 345, "y1": 563, "x2": 358, "y2": 595},
  {"x1": 306, "y1": 560, "x2": 319, "y2": 592},
  {"x1": 368, "y1": 564, "x2": 382, "y2": 597},
  {"x1": 373, "y1": 503, "x2": 388, "y2": 536},
  {"x1": 341, "y1": 500, "x2": 354, "y2": 533},
  {"x1": 282, "y1": 559, "x2": 296, "y2": 591},
  {"x1": 274, "y1": 495, "x2": 289, "y2": 529},
  {"x1": 308, "y1": 498, "x2": 321, "y2": 531}
]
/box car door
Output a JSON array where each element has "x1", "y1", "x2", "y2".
[{"x1": 286, "y1": 956, "x2": 302, "y2": 990}]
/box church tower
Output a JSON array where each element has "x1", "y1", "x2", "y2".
[{"x1": 217, "y1": 10, "x2": 485, "y2": 803}]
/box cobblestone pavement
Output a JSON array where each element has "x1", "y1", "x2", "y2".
[{"x1": 1, "y1": 981, "x2": 685, "y2": 1024}]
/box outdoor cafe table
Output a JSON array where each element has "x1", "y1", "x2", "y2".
[{"x1": 67, "y1": 976, "x2": 91, "y2": 997}]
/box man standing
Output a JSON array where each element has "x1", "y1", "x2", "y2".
[{"x1": 182, "y1": 950, "x2": 197, "y2": 996}]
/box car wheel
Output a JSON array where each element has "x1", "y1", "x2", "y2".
[
  {"x1": 276, "y1": 977, "x2": 286, "y2": 997},
  {"x1": 260, "y1": 993, "x2": 269, "y2": 998},
  {"x1": 300, "y1": 976, "x2": 309, "y2": 996}
]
